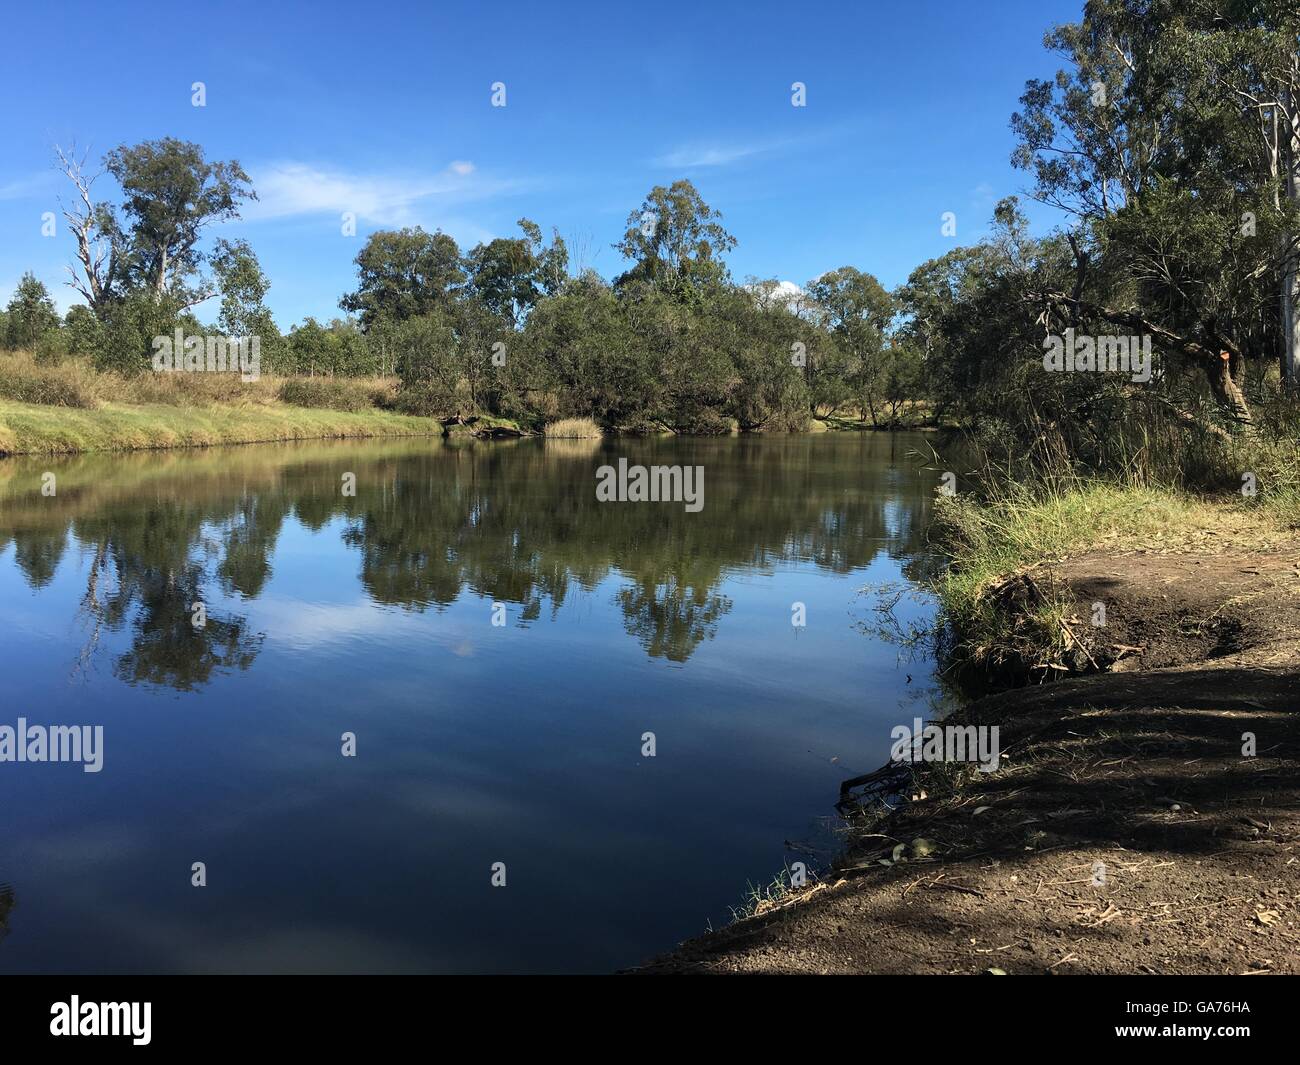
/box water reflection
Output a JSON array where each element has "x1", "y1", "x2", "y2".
[
  {"x1": 0, "y1": 432, "x2": 946, "y2": 973},
  {"x1": 0, "y1": 435, "x2": 939, "y2": 688}
]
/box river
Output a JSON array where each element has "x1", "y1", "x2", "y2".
[{"x1": 0, "y1": 432, "x2": 947, "y2": 973}]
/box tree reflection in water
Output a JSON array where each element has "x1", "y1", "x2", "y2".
[{"x1": 0, "y1": 434, "x2": 938, "y2": 690}]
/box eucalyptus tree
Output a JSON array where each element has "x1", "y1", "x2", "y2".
[
  {"x1": 53, "y1": 138, "x2": 257, "y2": 372},
  {"x1": 464, "y1": 219, "x2": 569, "y2": 328},
  {"x1": 340, "y1": 227, "x2": 466, "y2": 328},
  {"x1": 104, "y1": 138, "x2": 256, "y2": 305},
  {"x1": 1011, "y1": 0, "x2": 1300, "y2": 414},
  {"x1": 211, "y1": 238, "x2": 285, "y2": 367},
  {"x1": 806, "y1": 267, "x2": 894, "y2": 417},
  {"x1": 614, "y1": 180, "x2": 736, "y2": 297}
]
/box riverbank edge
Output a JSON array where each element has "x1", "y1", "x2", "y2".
[
  {"x1": 0, "y1": 398, "x2": 441, "y2": 457},
  {"x1": 640, "y1": 503, "x2": 1300, "y2": 974},
  {"x1": 0, "y1": 397, "x2": 943, "y2": 457}
]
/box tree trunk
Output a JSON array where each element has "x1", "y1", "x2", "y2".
[
  {"x1": 155, "y1": 247, "x2": 169, "y2": 301},
  {"x1": 1283, "y1": 63, "x2": 1300, "y2": 387},
  {"x1": 1205, "y1": 353, "x2": 1253, "y2": 426},
  {"x1": 1036, "y1": 291, "x2": 1254, "y2": 426}
]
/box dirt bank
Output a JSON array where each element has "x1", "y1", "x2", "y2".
[{"x1": 644, "y1": 540, "x2": 1300, "y2": 974}]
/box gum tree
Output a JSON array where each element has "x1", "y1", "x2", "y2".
[{"x1": 1011, "y1": 0, "x2": 1300, "y2": 418}]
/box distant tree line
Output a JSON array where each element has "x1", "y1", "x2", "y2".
[
  {"x1": 2, "y1": 142, "x2": 923, "y2": 431},
  {"x1": 336, "y1": 182, "x2": 924, "y2": 430}
]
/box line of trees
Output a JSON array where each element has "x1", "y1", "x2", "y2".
[
  {"x1": 344, "y1": 184, "x2": 923, "y2": 430},
  {"x1": 4, "y1": 0, "x2": 1296, "y2": 451},
  {"x1": 4, "y1": 141, "x2": 924, "y2": 431}
]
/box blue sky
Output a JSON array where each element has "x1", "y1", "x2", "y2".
[{"x1": 0, "y1": 0, "x2": 1081, "y2": 327}]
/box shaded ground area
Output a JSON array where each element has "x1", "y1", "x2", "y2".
[{"x1": 644, "y1": 543, "x2": 1300, "y2": 974}]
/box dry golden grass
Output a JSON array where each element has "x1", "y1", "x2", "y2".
[
  {"x1": 0, "y1": 350, "x2": 407, "y2": 413},
  {"x1": 0, "y1": 351, "x2": 429, "y2": 455},
  {"x1": 545, "y1": 416, "x2": 602, "y2": 438},
  {"x1": 0, "y1": 351, "x2": 104, "y2": 409},
  {"x1": 277, "y1": 376, "x2": 396, "y2": 412}
]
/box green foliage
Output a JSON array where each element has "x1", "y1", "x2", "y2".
[
  {"x1": 806, "y1": 266, "x2": 895, "y2": 416},
  {"x1": 516, "y1": 273, "x2": 645, "y2": 422},
  {"x1": 211, "y1": 238, "x2": 286, "y2": 371},
  {"x1": 3, "y1": 273, "x2": 61, "y2": 350},
  {"x1": 614, "y1": 179, "x2": 736, "y2": 297},
  {"x1": 104, "y1": 138, "x2": 256, "y2": 304},
  {"x1": 1005, "y1": 0, "x2": 1299, "y2": 426},
  {"x1": 33, "y1": 330, "x2": 71, "y2": 366},
  {"x1": 284, "y1": 318, "x2": 374, "y2": 377},
  {"x1": 64, "y1": 305, "x2": 104, "y2": 358},
  {"x1": 465, "y1": 219, "x2": 568, "y2": 327},
  {"x1": 389, "y1": 313, "x2": 461, "y2": 415},
  {"x1": 341, "y1": 228, "x2": 465, "y2": 328},
  {"x1": 95, "y1": 289, "x2": 193, "y2": 376}
]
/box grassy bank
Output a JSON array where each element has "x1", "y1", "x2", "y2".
[
  {"x1": 0, "y1": 350, "x2": 438, "y2": 456},
  {"x1": 932, "y1": 480, "x2": 1300, "y2": 676},
  {"x1": 0, "y1": 398, "x2": 435, "y2": 456},
  {"x1": 0, "y1": 348, "x2": 942, "y2": 456}
]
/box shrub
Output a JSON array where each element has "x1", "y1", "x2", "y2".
[
  {"x1": 33, "y1": 329, "x2": 71, "y2": 366},
  {"x1": 3, "y1": 274, "x2": 60, "y2": 350},
  {"x1": 672, "y1": 408, "x2": 737, "y2": 435},
  {"x1": 392, "y1": 313, "x2": 462, "y2": 416},
  {"x1": 64, "y1": 305, "x2": 104, "y2": 359},
  {"x1": 278, "y1": 377, "x2": 380, "y2": 412}
]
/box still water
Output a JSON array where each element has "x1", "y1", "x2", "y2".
[{"x1": 0, "y1": 432, "x2": 945, "y2": 973}]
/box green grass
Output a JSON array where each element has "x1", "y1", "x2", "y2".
[
  {"x1": 728, "y1": 868, "x2": 818, "y2": 922},
  {"x1": 932, "y1": 481, "x2": 1292, "y2": 671},
  {"x1": 0, "y1": 397, "x2": 436, "y2": 456}
]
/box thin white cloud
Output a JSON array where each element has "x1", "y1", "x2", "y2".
[
  {"x1": 652, "y1": 128, "x2": 834, "y2": 170},
  {"x1": 0, "y1": 172, "x2": 58, "y2": 201},
  {"x1": 655, "y1": 120, "x2": 869, "y2": 174},
  {"x1": 244, "y1": 160, "x2": 516, "y2": 228},
  {"x1": 655, "y1": 143, "x2": 769, "y2": 169}
]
